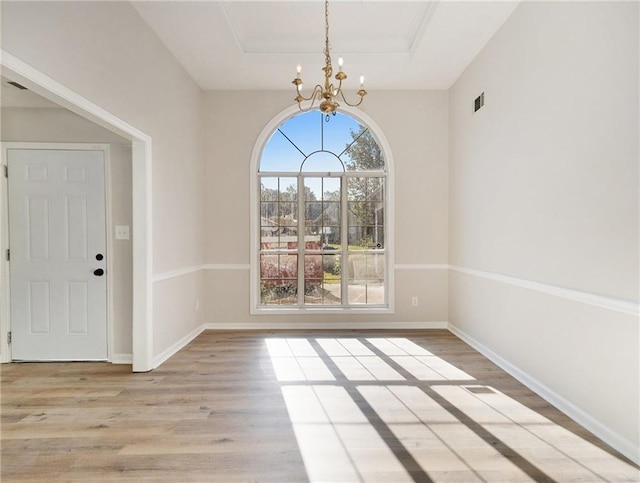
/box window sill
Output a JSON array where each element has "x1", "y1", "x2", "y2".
[{"x1": 251, "y1": 305, "x2": 393, "y2": 316}]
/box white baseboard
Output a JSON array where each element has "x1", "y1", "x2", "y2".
[
  {"x1": 152, "y1": 324, "x2": 206, "y2": 369},
  {"x1": 448, "y1": 323, "x2": 640, "y2": 466},
  {"x1": 203, "y1": 321, "x2": 448, "y2": 330},
  {"x1": 111, "y1": 353, "x2": 133, "y2": 364}
]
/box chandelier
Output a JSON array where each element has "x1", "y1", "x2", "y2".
[{"x1": 292, "y1": 0, "x2": 367, "y2": 119}]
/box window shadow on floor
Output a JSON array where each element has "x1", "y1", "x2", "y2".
[{"x1": 265, "y1": 335, "x2": 639, "y2": 482}]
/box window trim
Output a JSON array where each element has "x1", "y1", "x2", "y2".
[{"x1": 250, "y1": 105, "x2": 395, "y2": 315}]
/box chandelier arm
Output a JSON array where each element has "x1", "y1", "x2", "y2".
[
  {"x1": 296, "y1": 85, "x2": 325, "y2": 112},
  {"x1": 334, "y1": 78, "x2": 344, "y2": 96},
  {"x1": 337, "y1": 88, "x2": 366, "y2": 108},
  {"x1": 295, "y1": 84, "x2": 324, "y2": 103}
]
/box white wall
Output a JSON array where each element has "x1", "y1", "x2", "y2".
[
  {"x1": 1, "y1": 1, "x2": 207, "y2": 360},
  {"x1": 1, "y1": 107, "x2": 134, "y2": 357},
  {"x1": 449, "y1": 1, "x2": 639, "y2": 463},
  {"x1": 204, "y1": 90, "x2": 449, "y2": 326}
]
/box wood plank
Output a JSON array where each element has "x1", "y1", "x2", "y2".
[{"x1": 2, "y1": 329, "x2": 638, "y2": 482}]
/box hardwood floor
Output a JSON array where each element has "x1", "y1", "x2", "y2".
[{"x1": 1, "y1": 330, "x2": 638, "y2": 482}]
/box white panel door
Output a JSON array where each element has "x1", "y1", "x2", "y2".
[{"x1": 8, "y1": 148, "x2": 107, "y2": 360}]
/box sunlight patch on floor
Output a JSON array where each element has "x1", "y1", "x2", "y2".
[
  {"x1": 266, "y1": 337, "x2": 639, "y2": 482},
  {"x1": 434, "y1": 385, "x2": 640, "y2": 482},
  {"x1": 281, "y1": 385, "x2": 412, "y2": 482}
]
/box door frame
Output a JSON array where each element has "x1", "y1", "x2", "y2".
[
  {"x1": 0, "y1": 50, "x2": 153, "y2": 372},
  {"x1": 3, "y1": 143, "x2": 112, "y2": 362}
]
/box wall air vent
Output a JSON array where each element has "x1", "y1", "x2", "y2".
[
  {"x1": 7, "y1": 81, "x2": 28, "y2": 90},
  {"x1": 474, "y1": 92, "x2": 485, "y2": 113}
]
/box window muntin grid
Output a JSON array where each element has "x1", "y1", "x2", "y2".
[{"x1": 258, "y1": 111, "x2": 387, "y2": 308}]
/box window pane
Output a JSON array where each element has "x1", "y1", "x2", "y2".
[
  {"x1": 348, "y1": 253, "x2": 385, "y2": 280},
  {"x1": 304, "y1": 177, "x2": 322, "y2": 201},
  {"x1": 348, "y1": 202, "x2": 373, "y2": 226},
  {"x1": 304, "y1": 225, "x2": 322, "y2": 250},
  {"x1": 348, "y1": 227, "x2": 361, "y2": 248},
  {"x1": 372, "y1": 201, "x2": 384, "y2": 226},
  {"x1": 304, "y1": 254, "x2": 322, "y2": 278},
  {"x1": 323, "y1": 112, "x2": 364, "y2": 154},
  {"x1": 323, "y1": 254, "x2": 342, "y2": 306},
  {"x1": 260, "y1": 254, "x2": 298, "y2": 305},
  {"x1": 348, "y1": 280, "x2": 385, "y2": 305},
  {"x1": 280, "y1": 178, "x2": 297, "y2": 201},
  {"x1": 348, "y1": 201, "x2": 383, "y2": 247},
  {"x1": 260, "y1": 178, "x2": 279, "y2": 201},
  {"x1": 279, "y1": 202, "x2": 297, "y2": 225},
  {"x1": 307, "y1": 178, "x2": 342, "y2": 247},
  {"x1": 280, "y1": 227, "x2": 298, "y2": 250},
  {"x1": 347, "y1": 178, "x2": 368, "y2": 202},
  {"x1": 260, "y1": 254, "x2": 278, "y2": 280},
  {"x1": 261, "y1": 201, "x2": 277, "y2": 220},
  {"x1": 305, "y1": 202, "x2": 322, "y2": 225},
  {"x1": 260, "y1": 228, "x2": 278, "y2": 250},
  {"x1": 323, "y1": 227, "x2": 341, "y2": 247},
  {"x1": 342, "y1": 128, "x2": 385, "y2": 171},
  {"x1": 304, "y1": 254, "x2": 342, "y2": 305},
  {"x1": 373, "y1": 226, "x2": 384, "y2": 249},
  {"x1": 278, "y1": 111, "x2": 321, "y2": 157},
  {"x1": 260, "y1": 254, "x2": 298, "y2": 278},
  {"x1": 367, "y1": 178, "x2": 384, "y2": 201},
  {"x1": 260, "y1": 132, "x2": 305, "y2": 172},
  {"x1": 322, "y1": 177, "x2": 341, "y2": 198},
  {"x1": 323, "y1": 201, "x2": 340, "y2": 225},
  {"x1": 304, "y1": 254, "x2": 322, "y2": 304},
  {"x1": 302, "y1": 151, "x2": 344, "y2": 172},
  {"x1": 262, "y1": 282, "x2": 298, "y2": 305},
  {"x1": 347, "y1": 253, "x2": 385, "y2": 305}
]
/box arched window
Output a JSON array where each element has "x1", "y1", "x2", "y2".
[{"x1": 253, "y1": 110, "x2": 391, "y2": 311}]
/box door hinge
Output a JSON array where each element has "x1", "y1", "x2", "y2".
[
  {"x1": 5, "y1": 249, "x2": 9, "y2": 261},
  {"x1": 3, "y1": 165, "x2": 7, "y2": 178},
  {"x1": 7, "y1": 332, "x2": 11, "y2": 345}
]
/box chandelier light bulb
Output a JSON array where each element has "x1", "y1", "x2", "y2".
[
  {"x1": 360, "y1": 74, "x2": 365, "y2": 87},
  {"x1": 338, "y1": 56, "x2": 344, "y2": 72},
  {"x1": 296, "y1": 63, "x2": 302, "y2": 76}
]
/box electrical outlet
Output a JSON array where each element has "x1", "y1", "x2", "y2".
[
  {"x1": 115, "y1": 225, "x2": 130, "y2": 240},
  {"x1": 412, "y1": 297, "x2": 418, "y2": 307}
]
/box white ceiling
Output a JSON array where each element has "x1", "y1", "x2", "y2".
[{"x1": 131, "y1": 1, "x2": 520, "y2": 91}]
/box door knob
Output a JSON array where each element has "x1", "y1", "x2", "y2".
[
  {"x1": 93, "y1": 268, "x2": 104, "y2": 276},
  {"x1": 96, "y1": 253, "x2": 104, "y2": 261}
]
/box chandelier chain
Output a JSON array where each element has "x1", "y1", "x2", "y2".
[{"x1": 324, "y1": 0, "x2": 332, "y2": 78}]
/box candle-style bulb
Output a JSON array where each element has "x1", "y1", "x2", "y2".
[
  {"x1": 296, "y1": 63, "x2": 302, "y2": 76},
  {"x1": 338, "y1": 57, "x2": 343, "y2": 72},
  {"x1": 359, "y1": 74, "x2": 365, "y2": 87}
]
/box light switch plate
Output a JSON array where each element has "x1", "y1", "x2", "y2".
[{"x1": 115, "y1": 225, "x2": 130, "y2": 240}]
